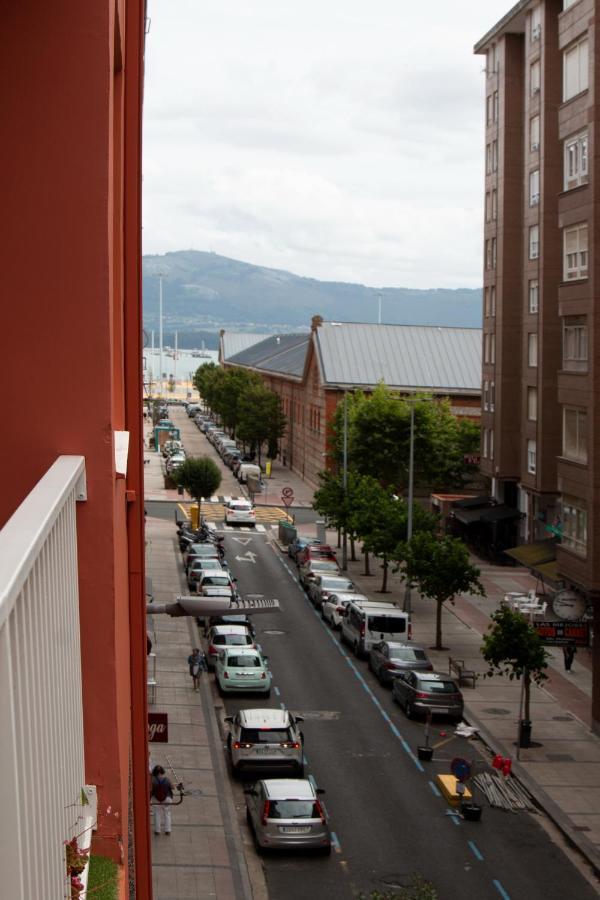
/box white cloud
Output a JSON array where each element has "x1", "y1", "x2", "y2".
[{"x1": 143, "y1": 0, "x2": 510, "y2": 288}]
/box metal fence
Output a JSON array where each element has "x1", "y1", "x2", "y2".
[{"x1": 0, "y1": 456, "x2": 91, "y2": 899}]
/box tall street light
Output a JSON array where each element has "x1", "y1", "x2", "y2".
[
  {"x1": 157, "y1": 273, "x2": 165, "y2": 397},
  {"x1": 341, "y1": 389, "x2": 348, "y2": 571},
  {"x1": 403, "y1": 402, "x2": 416, "y2": 617}
]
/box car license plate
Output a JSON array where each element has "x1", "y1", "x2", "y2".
[
  {"x1": 280, "y1": 826, "x2": 311, "y2": 834},
  {"x1": 431, "y1": 707, "x2": 449, "y2": 713},
  {"x1": 255, "y1": 747, "x2": 271, "y2": 754}
]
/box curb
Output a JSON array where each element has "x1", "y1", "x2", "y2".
[{"x1": 462, "y1": 705, "x2": 600, "y2": 878}]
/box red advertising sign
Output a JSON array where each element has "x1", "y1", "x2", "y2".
[
  {"x1": 533, "y1": 621, "x2": 589, "y2": 647},
  {"x1": 148, "y1": 712, "x2": 169, "y2": 743}
]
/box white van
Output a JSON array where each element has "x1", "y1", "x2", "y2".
[
  {"x1": 238, "y1": 463, "x2": 261, "y2": 484},
  {"x1": 340, "y1": 600, "x2": 410, "y2": 658}
]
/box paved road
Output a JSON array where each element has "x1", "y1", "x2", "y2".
[
  {"x1": 204, "y1": 527, "x2": 597, "y2": 900},
  {"x1": 145, "y1": 499, "x2": 318, "y2": 526}
]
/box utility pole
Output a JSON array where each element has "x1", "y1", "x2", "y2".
[
  {"x1": 403, "y1": 402, "x2": 415, "y2": 617},
  {"x1": 342, "y1": 390, "x2": 348, "y2": 571},
  {"x1": 158, "y1": 273, "x2": 165, "y2": 397}
]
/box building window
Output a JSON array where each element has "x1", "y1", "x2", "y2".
[
  {"x1": 490, "y1": 285, "x2": 496, "y2": 315},
  {"x1": 483, "y1": 380, "x2": 489, "y2": 411},
  {"x1": 485, "y1": 240, "x2": 492, "y2": 270},
  {"x1": 529, "y1": 279, "x2": 539, "y2": 313},
  {"x1": 563, "y1": 407, "x2": 588, "y2": 463},
  {"x1": 563, "y1": 37, "x2": 588, "y2": 101},
  {"x1": 531, "y1": 6, "x2": 541, "y2": 41},
  {"x1": 564, "y1": 131, "x2": 588, "y2": 190},
  {"x1": 527, "y1": 387, "x2": 538, "y2": 421},
  {"x1": 562, "y1": 315, "x2": 588, "y2": 371},
  {"x1": 530, "y1": 115, "x2": 540, "y2": 151},
  {"x1": 530, "y1": 60, "x2": 541, "y2": 95},
  {"x1": 489, "y1": 428, "x2": 494, "y2": 460},
  {"x1": 486, "y1": 143, "x2": 492, "y2": 174},
  {"x1": 528, "y1": 332, "x2": 538, "y2": 367},
  {"x1": 484, "y1": 332, "x2": 495, "y2": 364},
  {"x1": 529, "y1": 169, "x2": 540, "y2": 206},
  {"x1": 527, "y1": 439, "x2": 537, "y2": 474},
  {"x1": 490, "y1": 381, "x2": 495, "y2": 412},
  {"x1": 529, "y1": 225, "x2": 539, "y2": 259},
  {"x1": 486, "y1": 95, "x2": 493, "y2": 126},
  {"x1": 485, "y1": 192, "x2": 492, "y2": 222},
  {"x1": 492, "y1": 189, "x2": 497, "y2": 220},
  {"x1": 487, "y1": 45, "x2": 497, "y2": 77},
  {"x1": 482, "y1": 428, "x2": 489, "y2": 459},
  {"x1": 484, "y1": 286, "x2": 496, "y2": 318},
  {"x1": 563, "y1": 223, "x2": 588, "y2": 280},
  {"x1": 561, "y1": 494, "x2": 587, "y2": 556},
  {"x1": 493, "y1": 91, "x2": 499, "y2": 122},
  {"x1": 492, "y1": 237, "x2": 497, "y2": 268},
  {"x1": 491, "y1": 333, "x2": 496, "y2": 364}
]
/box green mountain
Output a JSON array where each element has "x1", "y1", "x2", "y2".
[{"x1": 142, "y1": 250, "x2": 482, "y2": 334}]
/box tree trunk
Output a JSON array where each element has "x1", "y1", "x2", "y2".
[
  {"x1": 336, "y1": 528, "x2": 341, "y2": 549},
  {"x1": 350, "y1": 535, "x2": 356, "y2": 561},
  {"x1": 364, "y1": 549, "x2": 371, "y2": 576},
  {"x1": 524, "y1": 668, "x2": 531, "y2": 722},
  {"x1": 435, "y1": 598, "x2": 444, "y2": 650},
  {"x1": 197, "y1": 496, "x2": 203, "y2": 527},
  {"x1": 380, "y1": 556, "x2": 388, "y2": 592}
]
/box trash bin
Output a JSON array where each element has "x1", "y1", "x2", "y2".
[
  {"x1": 316, "y1": 519, "x2": 327, "y2": 544},
  {"x1": 278, "y1": 520, "x2": 297, "y2": 546},
  {"x1": 518, "y1": 719, "x2": 532, "y2": 748}
]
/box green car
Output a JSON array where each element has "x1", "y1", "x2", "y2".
[{"x1": 215, "y1": 647, "x2": 271, "y2": 696}]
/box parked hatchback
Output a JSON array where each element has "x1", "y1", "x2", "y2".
[
  {"x1": 321, "y1": 592, "x2": 369, "y2": 629},
  {"x1": 224, "y1": 499, "x2": 256, "y2": 527},
  {"x1": 245, "y1": 779, "x2": 331, "y2": 854},
  {"x1": 392, "y1": 671, "x2": 463, "y2": 722},
  {"x1": 205, "y1": 624, "x2": 255, "y2": 668},
  {"x1": 369, "y1": 641, "x2": 433, "y2": 685},
  {"x1": 225, "y1": 708, "x2": 305, "y2": 776},
  {"x1": 306, "y1": 575, "x2": 355, "y2": 609},
  {"x1": 215, "y1": 647, "x2": 271, "y2": 696}
]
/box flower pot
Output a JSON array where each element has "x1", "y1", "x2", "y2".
[
  {"x1": 417, "y1": 745, "x2": 434, "y2": 762},
  {"x1": 461, "y1": 802, "x2": 482, "y2": 822}
]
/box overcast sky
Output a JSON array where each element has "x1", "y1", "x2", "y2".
[{"x1": 143, "y1": 1, "x2": 510, "y2": 290}]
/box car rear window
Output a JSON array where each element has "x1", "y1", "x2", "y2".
[
  {"x1": 321, "y1": 577, "x2": 352, "y2": 590},
  {"x1": 419, "y1": 680, "x2": 458, "y2": 693},
  {"x1": 267, "y1": 800, "x2": 319, "y2": 819},
  {"x1": 368, "y1": 615, "x2": 406, "y2": 634},
  {"x1": 240, "y1": 728, "x2": 291, "y2": 744},
  {"x1": 227, "y1": 655, "x2": 261, "y2": 667},
  {"x1": 203, "y1": 576, "x2": 230, "y2": 585},
  {"x1": 224, "y1": 634, "x2": 253, "y2": 646},
  {"x1": 391, "y1": 648, "x2": 426, "y2": 661}
]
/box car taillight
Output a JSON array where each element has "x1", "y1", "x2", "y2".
[
  {"x1": 336, "y1": 606, "x2": 345, "y2": 613},
  {"x1": 315, "y1": 800, "x2": 326, "y2": 823},
  {"x1": 261, "y1": 801, "x2": 271, "y2": 825},
  {"x1": 223, "y1": 671, "x2": 229, "y2": 679},
  {"x1": 208, "y1": 645, "x2": 216, "y2": 655},
  {"x1": 384, "y1": 662, "x2": 397, "y2": 670},
  {"x1": 360, "y1": 624, "x2": 365, "y2": 637},
  {"x1": 260, "y1": 672, "x2": 266, "y2": 679},
  {"x1": 233, "y1": 741, "x2": 253, "y2": 750},
  {"x1": 426, "y1": 664, "x2": 433, "y2": 671},
  {"x1": 280, "y1": 742, "x2": 300, "y2": 749},
  {"x1": 415, "y1": 691, "x2": 429, "y2": 699}
]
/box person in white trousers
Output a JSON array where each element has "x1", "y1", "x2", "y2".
[{"x1": 150, "y1": 765, "x2": 173, "y2": 835}]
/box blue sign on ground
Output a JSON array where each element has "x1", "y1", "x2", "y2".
[{"x1": 450, "y1": 757, "x2": 471, "y2": 782}]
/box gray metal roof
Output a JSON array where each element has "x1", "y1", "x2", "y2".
[
  {"x1": 227, "y1": 334, "x2": 309, "y2": 378},
  {"x1": 314, "y1": 322, "x2": 482, "y2": 394},
  {"x1": 220, "y1": 332, "x2": 267, "y2": 362}
]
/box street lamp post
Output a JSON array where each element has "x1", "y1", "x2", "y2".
[
  {"x1": 403, "y1": 402, "x2": 416, "y2": 617},
  {"x1": 158, "y1": 273, "x2": 165, "y2": 397},
  {"x1": 342, "y1": 390, "x2": 348, "y2": 571}
]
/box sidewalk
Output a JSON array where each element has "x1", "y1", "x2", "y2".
[
  {"x1": 146, "y1": 516, "x2": 261, "y2": 900},
  {"x1": 290, "y1": 521, "x2": 600, "y2": 876}
]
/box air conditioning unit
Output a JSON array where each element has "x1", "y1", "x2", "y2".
[{"x1": 532, "y1": 24, "x2": 541, "y2": 39}]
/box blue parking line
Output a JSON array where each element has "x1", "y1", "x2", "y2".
[
  {"x1": 303, "y1": 754, "x2": 308, "y2": 765},
  {"x1": 468, "y1": 840, "x2": 484, "y2": 861},
  {"x1": 429, "y1": 781, "x2": 442, "y2": 798},
  {"x1": 449, "y1": 814, "x2": 461, "y2": 826},
  {"x1": 493, "y1": 880, "x2": 511, "y2": 900},
  {"x1": 279, "y1": 701, "x2": 286, "y2": 710},
  {"x1": 273, "y1": 686, "x2": 280, "y2": 696},
  {"x1": 330, "y1": 831, "x2": 341, "y2": 853}
]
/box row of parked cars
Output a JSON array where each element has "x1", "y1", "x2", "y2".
[
  {"x1": 287, "y1": 537, "x2": 465, "y2": 724},
  {"x1": 185, "y1": 402, "x2": 262, "y2": 485}
]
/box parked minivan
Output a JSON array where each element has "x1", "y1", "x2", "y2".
[
  {"x1": 238, "y1": 463, "x2": 261, "y2": 484},
  {"x1": 340, "y1": 600, "x2": 410, "y2": 658}
]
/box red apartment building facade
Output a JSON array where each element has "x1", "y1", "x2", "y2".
[{"x1": 475, "y1": 0, "x2": 600, "y2": 729}]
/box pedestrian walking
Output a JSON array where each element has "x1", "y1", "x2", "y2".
[
  {"x1": 150, "y1": 765, "x2": 174, "y2": 835},
  {"x1": 188, "y1": 647, "x2": 207, "y2": 692},
  {"x1": 563, "y1": 641, "x2": 577, "y2": 672}
]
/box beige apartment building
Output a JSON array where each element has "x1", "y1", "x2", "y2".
[{"x1": 475, "y1": 0, "x2": 600, "y2": 729}]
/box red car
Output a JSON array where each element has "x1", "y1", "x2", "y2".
[{"x1": 295, "y1": 544, "x2": 337, "y2": 568}]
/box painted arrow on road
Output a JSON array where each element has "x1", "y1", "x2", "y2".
[
  {"x1": 235, "y1": 551, "x2": 257, "y2": 564},
  {"x1": 231, "y1": 537, "x2": 253, "y2": 546}
]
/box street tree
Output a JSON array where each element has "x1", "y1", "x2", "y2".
[
  {"x1": 481, "y1": 606, "x2": 549, "y2": 728},
  {"x1": 313, "y1": 470, "x2": 365, "y2": 562},
  {"x1": 237, "y1": 385, "x2": 286, "y2": 464},
  {"x1": 173, "y1": 457, "x2": 222, "y2": 520},
  {"x1": 398, "y1": 532, "x2": 484, "y2": 649}
]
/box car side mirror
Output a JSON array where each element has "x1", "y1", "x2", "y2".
[
  {"x1": 243, "y1": 788, "x2": 256, "y2": 796},
  {"x1": 316, "y1": 788, "x2": 326, "y2": 795},
  {"x1": 295, "y1": 716, "x2": 304, "y2": 723}
]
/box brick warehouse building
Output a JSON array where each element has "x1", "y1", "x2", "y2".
[
  {"x1": 475, "y1": 0, "x2": 600, "y2": 730},
  {"x1": 222, "y1": 316, "x2": 482, "y2": 488}
]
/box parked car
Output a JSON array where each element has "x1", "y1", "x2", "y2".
[
  {"x1": 187, "y1": 404, "x2": 202, "y2": 417},
  {"x1": 244, "y1": 779, "x2": 331, "y2": 854},
  {"x1": 198, "y1": 571, "x2": 237, "y2": 601},
  {"x1": 166, "y1": 452, "x2": 186, "y2": 474},
  {"x1": 231, "y1": 454, "x2": 256, "y2": 477},
  {"x1": 206, "y1": 614, "x2": 256, "y2": 638},
  {"x1": 208, "y1": 429, "x2": 226, "y2": 445},
  {"x1": 205, "y1": 624, "x2": 255, "y2": 668},
  {"x1": 295, "y1": 544, "x2": 337, "y2": 569},
  {"x1": 392, "y1": 671, "x2": 464, "y2": 722},
  {"x1": 183, "y1": 542, "x2": 221, "y2": 571},
  {"x1": 187, "y1": 557, "x2": 225, "y2": 592},
  {"x1": 299, "y1": 558, "x2": 341, "y2": 586},
  {"x1": 287, "y1": 536, "x2": 315, "y2": 564},
  {"x1": 340, "y1": 601, "x2": 409, "y2": 658},
  {"x1": 215, "y1": 646, "x2": 271, "y2": 695},
  {"x1": 225, "y1": 708, "x2": 305, "y2": 776},
  {"x1": 162, "y1": 439, "x2": 184, "y2": 458},
  {"x1": 321, "y1": 592, "x2": 369, "y2": 629},
  {"x1": 200, "y1": 420, "x2": 215, "y2": 432},
  {"x1": 223, "y1": 448, "x2": 243, "y2": 468},
  {"x1": 237, "y1": 463, "x2": 262, "y2": 484},
  {"x1": 224, "y1": 499, "x2": 256, "y2": 527},
  {"x1": 369, "y1": 641, "x2": 433, "y2": 685},
  {"x1": 306, "y1": 575, "x2": 355, "y2": 609}
]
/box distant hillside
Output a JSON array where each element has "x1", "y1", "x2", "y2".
[{"x1": 142, "y1": 250, "x2": 482, "y2": 333}]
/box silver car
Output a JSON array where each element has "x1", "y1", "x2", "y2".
[
  {"x1": 392, "y1": 671, "x2": 464, "y2": 722},
  {"x1": 245, "y1": 779, "x2": 331, "y2": 854},
  {"x1": 369, "y1": 641, "x2": 433, "y2": 685},
  {"x1": 225, "y1": 708, "x2": 304, "y2": 776},
  {"x1": 306, "y1": 575, "x2": 355, "y2": 610},
  {"x1": 321, "y1": 592, "x2": 368, "y2": 629}
]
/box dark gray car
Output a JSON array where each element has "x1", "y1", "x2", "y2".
[
  {"x1": 244, "y1": 779, "x2": 331, "y2": 854},
  {"x1": 369, "y1": 641, "x2": 433, "y2": 685},
  {"x1": 392, "y1": 671, "x2": 463, "y2": 722}
]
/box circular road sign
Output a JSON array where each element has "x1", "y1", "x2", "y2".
[
  {"x1": 450, "y1": 757, "x2": 471, "y2": 782},
  {"x1": 282, "y1": 486, "x2": 294, "y2": 498}
]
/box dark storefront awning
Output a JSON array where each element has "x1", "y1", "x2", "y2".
[
  {"x1": 453, "y1": 504, "x2": 522, "y2": 526},
  {"x1": 504, "y1": 539, "x2": 557, "y2": 567},
  {"x1": 452, "y1": 495, "x2": 494, "y2": 510}
]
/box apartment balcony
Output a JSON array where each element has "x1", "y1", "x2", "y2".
[{"x1": 0, "y1": 456, "x2": 96, "y2": 899}]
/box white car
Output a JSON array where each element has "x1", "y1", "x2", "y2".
[
  {"x1": 322, "y1": 592, "x2": 369, "y2": 629},
  {"x1": 224, "y1": 499, "x2": 256, "y2": 527},
  {"x1": 205, "y1": 625, "x2": 256, "y2": 668},
  {"x1": 215, "y1": 646, "x2": 271, "y2": 696}
]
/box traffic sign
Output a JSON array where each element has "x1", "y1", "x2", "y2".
[
  {"x1": 450, "y1": 757, "x2": 471, "y2": 782},
  {"x1": 281, "y1": 486, "x2": 294, "y2": 507}
]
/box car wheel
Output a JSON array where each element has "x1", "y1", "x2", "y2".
[
  {"x1": 264, "y1": 689, "x2": 271, "y2": 698},
  {"x1": 353, "y1": 641, "x2": 359, "y2": 658},
  {"x1": 368, "y1": 656, "x2": 373, "y2": 672},
  {"x1": 320, "y1": 844, "x2": 332, "y2": 856}
]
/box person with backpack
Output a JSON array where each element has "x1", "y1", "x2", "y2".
[
  {"x1": 187, "y1": 647, "x2": 207, "y2": 692},
  {"x1": 150, "y1": 765, "x2": 174, "y2": 835}
]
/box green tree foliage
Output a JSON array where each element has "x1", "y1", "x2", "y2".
[
  {"x1": 399, "y1": 533, "x2": 484, "y2": 649},
  {"x1": 173, "y1": 457, "x2": 222, "y2": 519},
  {"x1": 237, "y1": 386, "x2": 286, "y2": 464},
  {"x1": 328, "y1": 384, "x2": 480, "y2": 491},
  {"x1": 482, "y1": 607, "x2": 549, "y2": 723}
]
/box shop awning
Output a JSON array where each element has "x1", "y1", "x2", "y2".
[
  {"x1": 453, "y1": 504, "x2": 522, "y2": 526},
  {"x1": 452, "y1": 495, "x2": 494, "y2": 510},
  {"x1": 504, "y1": 539, "x2": 557, "y2": 567}
]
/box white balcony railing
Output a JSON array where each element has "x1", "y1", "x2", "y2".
[{"x1": 0, "y1": 456, "x2": 93, "y2": 900}]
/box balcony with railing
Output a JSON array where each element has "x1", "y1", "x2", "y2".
[{"x1": 0, "y1": 456, "x2": 96, "y2": 899}]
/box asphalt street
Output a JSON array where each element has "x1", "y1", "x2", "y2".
[
  {"x1": 206, "y1": 526, "x2": 597, "y2": 900},
  {"x1": 145, "y1": 499, "x2": 317, "y2": 526}
]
